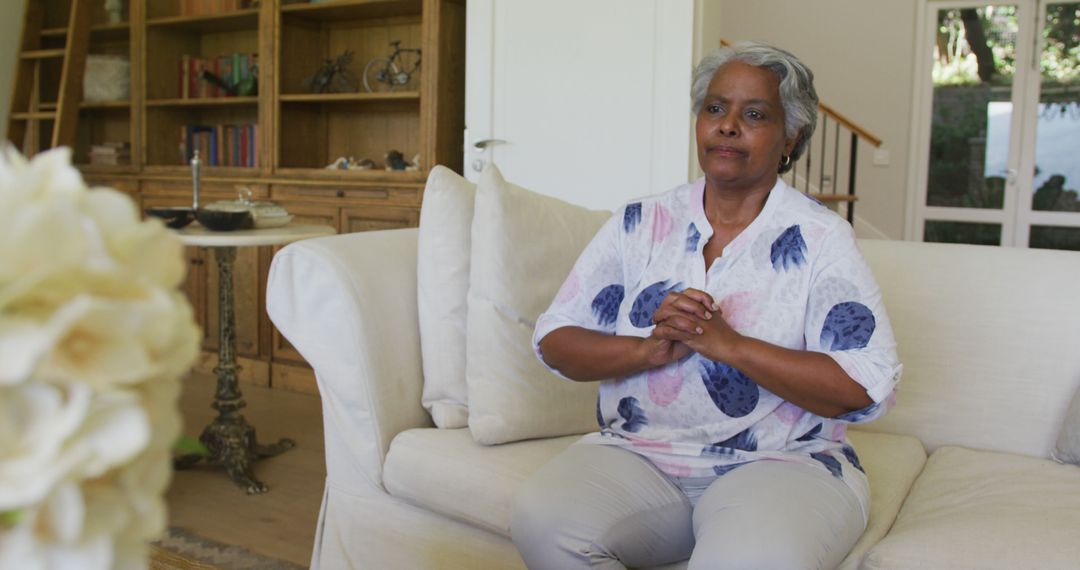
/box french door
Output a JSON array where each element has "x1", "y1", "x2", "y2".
[{"x1": 910, "y1": 0, "x2": 1080, "y2": 250}]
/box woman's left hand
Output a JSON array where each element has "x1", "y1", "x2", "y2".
[{"x1": 652, "y1": 289, "x2": 744, "y2": 362}]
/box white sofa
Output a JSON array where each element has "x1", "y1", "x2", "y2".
[{"x1": 267, "y1": 194, "x2": 1080, "y2": 569}]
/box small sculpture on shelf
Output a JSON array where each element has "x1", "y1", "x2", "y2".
[
  {"x1": 363, "y1": 41, "x2": 422, "y2": 93},
  {"x1": 305, "y1": 50, "x2": 359, "y2": 94},
  {"x1": 199, "y1": 64, "x2": 258, "y2": 97},
  {"x1": 325, "y1": 156, "x2": 376, "y2": 171},
  {"x1": 104, "y1": 0, "x2": 123, "y2": 24},
  {"x1": 385, "y1": 150, "x2": 420, "y2": 172}
]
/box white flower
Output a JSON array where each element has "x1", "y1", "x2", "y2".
[{"x1": 0, "y1": 146, "x2": 198, "y2": 568}]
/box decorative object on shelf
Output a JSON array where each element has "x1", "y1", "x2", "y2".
[
  {"x1": 83, "y1": 54, "x2": 130, "y2": 102},
  {"x1": 179, "y1": 53, "x2": 258, "y2": 99},
  {"x1": 363, "y1": 40, "x2": 421, "y2": 93},
  {"x1": 104, "y1": 0, "x2": 123, "y2": 23},
  {"x1": 325, "y1": 156, "x2": 375, "y2": 170},
  {"x1": 0, "y1": 147, "x2": 200, "y2": 568},
  {"x1": 305, "y1": 50, "x2": 359, "y2": 94},
  {"x1": 88, "y1": 141, "x2": 130, "y2": 166},
  {"x1": 385, "y1": 150, "x2": 420, "y2": 171}
]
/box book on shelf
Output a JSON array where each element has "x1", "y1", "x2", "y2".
[
  {"x1": 88, "y1": 142, "x2": 131, "y2": 166},
  {"x1": 178, "y1": 53, "x2": 258, "y2": 99},
  {"x1": 179, "y1": 124, "x2": 258, "y2": 168}
]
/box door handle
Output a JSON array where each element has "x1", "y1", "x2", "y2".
[{"x1": 472, "y1": 138, "x2": 507, "y2": 152}]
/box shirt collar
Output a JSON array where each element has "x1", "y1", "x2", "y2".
[{"x1": 689, "y1": 176, "x2": 788, "y2": 256}]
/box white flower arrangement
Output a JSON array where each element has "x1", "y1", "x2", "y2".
[{"x1": 0, "y1": 147, "x2": 200, "y2": 569}]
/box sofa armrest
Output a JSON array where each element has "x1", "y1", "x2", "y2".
[{"x1": 267, "y1": 228, "x2": 432, "y2": 493}]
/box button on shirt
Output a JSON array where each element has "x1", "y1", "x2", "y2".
[{"x1": 532, "y1": 177, "x2": 902, "y2": 521}]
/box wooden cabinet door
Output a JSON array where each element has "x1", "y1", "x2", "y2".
[
  {"x1": 340, "y1": 205, "x2": 420, "y2": 234},
  {"x1": 269, "y1": 202, "x2": 340, "y2": 367}
]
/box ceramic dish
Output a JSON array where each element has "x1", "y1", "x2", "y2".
[{"x1": 145, "y1": 206, "x2": 195, "y2": 229}]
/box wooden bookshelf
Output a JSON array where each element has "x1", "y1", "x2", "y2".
[{"x1": 53, "y1": 0, "x2": 467, "y2": 393}]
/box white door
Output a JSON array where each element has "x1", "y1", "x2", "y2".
[
  {"x1": 465, "y1": 0, "x2": 695, "y2": 211},
  {"x1": 910, "y1": 0, "x2": 1080, "y2": 250}
]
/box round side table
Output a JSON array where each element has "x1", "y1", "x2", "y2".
[{"x1": 175, "y1": 224, "x2": 336, "y2": 494}]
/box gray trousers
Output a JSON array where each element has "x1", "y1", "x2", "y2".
[{"x1": 511, "y1": 443, "x2": 865, "y2": 570}]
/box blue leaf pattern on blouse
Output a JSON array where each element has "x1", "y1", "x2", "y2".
[
  {"x1": 836, "y1": 401, "x2": 880, "y2": 423},
  {"x1": 699, "y1": 361, "x2": 760, "y2": 418},
  {"x1": 820, "y1": 302, "x2": 876, "y2": 350},
  {"x1": 712, "y1": 428, "x2": 758, "y2": 451},
  {"x1": 617, "y1": 396, "x2": 649, "y2": 432},
  {"x1": 796, "y1": 423, "x2": 822, "y2": 442},
  {"x1": 842, "y1": 445, "x2": 865, "y2": 473},
  {"x1": 629, "y1": 281, "x2": 681, "y2": 328},
  {"x1": 770, "y1": 224, "x2": 808, "y2": 271},
  {"x1": 596, "y1": 395, "x2": 605, "y2": 428},
  {"x1": 624, "y1": 203, "x2": 642, "y2": 233},
  {"x1": 811, "y1": 452, "x2": 843, "y2": 479},
  {"x1": 713, "y1": 463, "x2": 747, "y2": 476},
  {"x1": 591, "y1": 284, "x2": 625, "y2": 327},
  {"x1": 686, "y1": 223, "x2": 701, "y2": 253}
]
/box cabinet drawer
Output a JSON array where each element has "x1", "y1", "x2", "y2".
[
  {"x1": 341, "y1": 206, "x2": 419, "y2": 234},
  {"x1": 271, "y1": 184, "x2": 421, "y2": 207}
]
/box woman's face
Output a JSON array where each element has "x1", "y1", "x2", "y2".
[{"x1": 696, "y1": 61, "x2": 798, "y2": 193}]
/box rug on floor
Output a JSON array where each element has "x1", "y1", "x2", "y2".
[{"x1": 151, "y1": 527, "x2": 306, "y2": 570}]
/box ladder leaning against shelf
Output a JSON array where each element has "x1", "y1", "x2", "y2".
[{"x1": 6, "y1": 0, "x2": 93, "y2": 157}]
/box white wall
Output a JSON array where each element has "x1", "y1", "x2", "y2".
[
  {"x1": 700, "y1": 0, "x2": 920, "y2": 239},
  {"x1": 0, "y1": 0, "x2": 27, "y2": 130}
]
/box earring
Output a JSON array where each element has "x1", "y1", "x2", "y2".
[{"x1": 780, "y1": 155, "x2": 791, "y2": 167}]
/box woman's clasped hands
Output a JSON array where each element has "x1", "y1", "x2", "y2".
[{"x1": 648, "y1": 288, "x2": 743, "y2": 365}]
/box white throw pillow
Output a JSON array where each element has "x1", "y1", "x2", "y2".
[
  {"x1": 1053, "y1": 385, "x2": 1080, "y2": 466},
  {"x1": 466, "y1": 165, "x2": 611, "y2": 445},
  {"x1": 417, "y1": 166, "x2": 476, "y2": 428}
]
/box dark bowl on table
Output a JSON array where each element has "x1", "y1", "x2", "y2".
[
  {"x1": 144, "y1": 206, "x2": 195, "y2": 229},
  {"x1": 195, "y1": 209, "x2": 253, "y2": 231}
]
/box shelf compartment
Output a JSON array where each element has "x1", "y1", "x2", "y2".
[
  {"x1": 145, "y1": 23, "x2": 259, "y2": 101},
  {"x1": 146, "y1": 9, "x2": 260, "y2": 34},
  {"x1": 281, "y1": 0, "x2": 422, "y2": 21},
  {"x1": 279, "y1": 12, "x2": 422, "y2": 96},
  {"x1": 145, "y1": 106, "x2": 260, "y2": 169},
  {"x1": 75, "y1": 106, "x2": 132, "y2": 167},
  {"x1": 278, "y1": 98, "x2": 419, "y2": 170}
]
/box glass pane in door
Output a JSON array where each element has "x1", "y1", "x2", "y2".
[
  {"x1": 1031, "y1": 2, "x2": 1080, "y2": 213},
  {"x1": 924, "y1": 220, "x2": 1003, "y2": 245},
  {"x1": 926, "y1": 6, "x2": 1019, "y2": 215},
  {"x1": 1030, "y1": 225, "x2": 1080, "y2": 250}
]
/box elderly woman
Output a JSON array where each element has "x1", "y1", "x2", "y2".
[{"x1": 513, "y1": 42, "x2": 901, "y2": 569}]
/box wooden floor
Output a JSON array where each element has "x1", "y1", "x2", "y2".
[{"x1": 167, "y1": 372, "x2": 325, "y2": 568}]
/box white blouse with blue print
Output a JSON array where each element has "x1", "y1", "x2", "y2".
[{"x1": 532, "y1": 177, "x2": 902, "y2": 521}]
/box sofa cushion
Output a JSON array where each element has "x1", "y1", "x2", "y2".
[
  {"x1": 417, "y1": 166, "x2": 476, "y2": 428},
  {"x1": 1053, "y1": 384, "x2": 1080, "y2": 466},
  {"x1": 863, "y1": 446, "x2": 1080, "y2": 570},
  {"x1": 382, "y1": 427, "x2": 927, "y2": 561},
  {"x1": 839, "y1": 430, "x2": 927, "y2": 569},
  {"x1": 857, "y1": 240, "x2": 1080, "y2": 458},
  {"x1": 465, "y1": 165, "x2": 611, "y2": 444},
  {"x1": 383, "y1": 428, "x2": 582, "y2": 537}
]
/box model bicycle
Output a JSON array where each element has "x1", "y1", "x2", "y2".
[{"x1": 363, "y1": 41, "x2": 421, "y2": 93}]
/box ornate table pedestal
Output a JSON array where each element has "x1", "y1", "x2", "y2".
[{"x1": 174, "y1": 224, "x2": 336, "y2": 494}]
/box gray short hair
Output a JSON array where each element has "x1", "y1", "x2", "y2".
[{"x1": 691, "y1": 41, "x2": 819, "y2": 173}]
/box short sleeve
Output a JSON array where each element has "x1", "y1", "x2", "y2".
[
  {"x1": 532, "y1": 208, "x2": 627, "y2": 377},
  {"x1": 804, "y1": 223, "x2": 902, "y2": 423}
]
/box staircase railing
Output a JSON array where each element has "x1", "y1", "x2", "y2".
[{"x1": 719, "y1": 40, "x2": 882, "y2": 224}]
